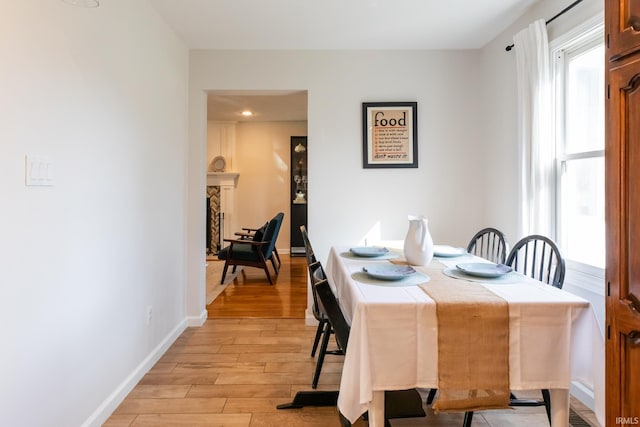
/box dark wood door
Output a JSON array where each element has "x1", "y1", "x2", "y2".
[
  {"x1": 607, "y1": 0, "x2": 640, "y2": 60},
  {"x1": 606, "y1": 0, "x2": 640, "y2": 421}
]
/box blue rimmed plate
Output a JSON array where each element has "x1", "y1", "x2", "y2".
[
  {"x1": 350, "y1": 246, "x2": 389, "y2": 258},
  {"x1": 456, "y1": 262, "x2": 513, "y2": 278},
  {"x1": 433, "y1": 245, "x2": 467, "y2": 257},
  {"x1": 362, "y1": 265, "x2": 416, "y2": 281}
]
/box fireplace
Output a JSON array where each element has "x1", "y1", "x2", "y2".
[
  {"x1": 206, "y1": 172, "x2": 240, "y2": 256},
  {"x1": 206, "y1": 186, "x2": 221, "y2": 255}
]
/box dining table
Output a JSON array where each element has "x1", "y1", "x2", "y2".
[{"x1": 324, "y1": 244, "x2": 596, "y2": 427}]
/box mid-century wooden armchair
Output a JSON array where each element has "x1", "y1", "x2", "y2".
[
  {"x1": 234, "y1": 213, "x2": 283, "y2": 268},
  {"x1": 217, "y1": 212, "x2": 284, "y2": 285}
]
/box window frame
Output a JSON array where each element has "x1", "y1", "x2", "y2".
[{"x1": 550, "y1": 15, "x2": 605, "y2": 280}]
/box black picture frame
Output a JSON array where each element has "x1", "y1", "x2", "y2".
[{"x1": 362, "y1": 101, "x2": 418, "y2": 169}]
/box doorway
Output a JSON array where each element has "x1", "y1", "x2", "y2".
[{"x1": 204, "y1": 90, "x2": 309, "y2": 314}]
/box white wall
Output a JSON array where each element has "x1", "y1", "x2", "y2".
[
  {"x1": 0, "y1": 2, "x2": 188, "y2": 426},
  {"x1": 187, "y1": 50, "x2": 489, "y2": 315},
  {"x1": 478, "y1": 0, "x2": 605, "y2": 421},
  {"x1": 479, "y1": 0, "x2": 604, "y2": 244},
  {"x1": 235, "y1": 121, "x2": 308, "y2": 251}
]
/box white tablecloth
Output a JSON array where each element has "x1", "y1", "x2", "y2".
[{"x1": 325, "y1": 246, "x2": 595, "y2": 425}]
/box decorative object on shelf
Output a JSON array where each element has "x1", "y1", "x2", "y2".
[
  {"x1": 209, "y1": 155, "x2": 226, "y2": 172},
  {"x1": 362, "y1": 101, "x2": 418, "y2": 169},
  {"x1": 403, "y1": 215, "x2": 433, "y2": 266},
  {"x1": 293, "y1": 190, "x2": 306, "y2": 204},
  {"x1": 61, "y1": 0, "x2": 99, "y2": 7},
  {"x1": 292, "y1": 150, "x2": 307, "y2": 204},
  {"x1": 293, "y1": 173, "x2": 306, "y2": 204}
]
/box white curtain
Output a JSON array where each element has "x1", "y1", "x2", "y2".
[{"x1": 514, "y1": 19, "x2": 553, "y2": 237}]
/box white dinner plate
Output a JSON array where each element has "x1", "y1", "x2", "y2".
[
  {"x1": 362, "y1": 265, "x2": 416, "y2": 281},
  {"x1": 456, "y1": 262, "x2": 513, "y2": 278},
  {"x1": 350, "y1": 246, "x2": 389, "y2": 257},
  {"x1": 433, "y1": 245, "x2": 467, "y2": 257}
]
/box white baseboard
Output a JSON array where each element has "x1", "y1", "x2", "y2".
[
  {"x1": 571, "y1": 380, "x2": 595, "y2": 412},
  {"x1": 80, "y1": 319, "x2": 188, "y2": 427},
  {"x1": 187, "y1": 309, "x2": 208, "y2": 326},
  {"x1": 305, "y1": 311, "x2": 318, "y2": 326}
]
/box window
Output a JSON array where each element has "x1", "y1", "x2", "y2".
[{"x1": 552, "y1": 21, "x2": 605, "y2": 273}]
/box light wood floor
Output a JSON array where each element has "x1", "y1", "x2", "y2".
[
  {"x1": 206, "y1": 255, "x2": 308, "y2": 318},
  {"x1": 104, "y1": 254, "x2": 600, "y2": 427}
]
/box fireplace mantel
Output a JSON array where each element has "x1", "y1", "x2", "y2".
[{"x1": 207, "y1": 172, "x2": 239, "y2": 187}]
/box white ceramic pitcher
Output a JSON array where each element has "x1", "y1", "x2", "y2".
[{"x1": 403, "y1": 215, "x2": 434, "y2": 266}]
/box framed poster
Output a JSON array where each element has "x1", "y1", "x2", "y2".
[{"x1": 362, "y1": 101, "x2": 418, "y2": 168}]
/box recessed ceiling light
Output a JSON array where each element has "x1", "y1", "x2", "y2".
[
  {"x1": 241, "y1": 110, "x2": 253, "y2": 117},
  {"x1": 61, "y1": 0, "x2": 100, "y2": 7}
]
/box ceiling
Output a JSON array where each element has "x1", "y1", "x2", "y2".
[
  {"x1": 206, "y1": 90, "x2": 308, "y2": 122},
  {"x1": 148, "y1": 0, "x2": 539, "y2": 121},
  {"x1": 149, "y1": 0, "x2": 539, "y2": 50}
]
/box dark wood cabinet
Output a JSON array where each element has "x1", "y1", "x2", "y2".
[
  {"x1": 607, "y1": 0, "x2": 640, "y2": 60},
  {"x1": 606, "y1": 0, "x2": 640, "y2": 423},
  {"x1": 290, "y1": 136, "x2": 307, "y2": 256}
]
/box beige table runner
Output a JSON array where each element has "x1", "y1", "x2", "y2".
[{"x1": 419, "y1": 269, "x2": 511, "y2": 412}]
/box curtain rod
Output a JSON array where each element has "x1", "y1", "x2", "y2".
[{"x1": 505, "y1": 0, "x2": 585, "y2": 51}]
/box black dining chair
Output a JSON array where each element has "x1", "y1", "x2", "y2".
[
  {"x1": 308, "y1": 261, "x2": 330, "y2": 359},
  {"x1": 300, "y1": 226, "x2": 345, "y2": 388},
  {"x1": 504, "y1": 235, "x2": 565, "y2": 423},
  {"x1": 463, "y1": 235, "x2": 565, "y2": 426},
  {"x1": 311, "y1": 267, "x2": 426, "y2": 426},
  {"x1": 506, "y1": 234, "x2": 566, "y2": 289},
  {"x1": 466, "y1": 227, "x2": 509, "y2": 264},
  {"x1": 309, "y1": 260, "x2": 345, "y2": 389},
  {"x1": 300, "y1": 226, "x2": 324, "y2": 355},
  {"x1": 277, "y1": 267, "x2": 426, "y2": 426},
  {"x1": 300, "y1": 225, "x2": 317, "y2": 266},
  {"x1": 312, "y1": 268, "x2": 350, "y2": 362}
]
